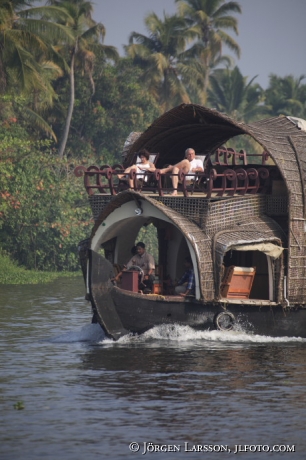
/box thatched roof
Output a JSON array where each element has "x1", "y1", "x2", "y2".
[
  {"x1": 124, "y1": 104, "x2": 244, "y2": 167},
  {"x1": 124, "y1": 104, "x2": 306, "y2": 219}
]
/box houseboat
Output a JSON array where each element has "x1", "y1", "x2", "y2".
[{"x1": 74, "y1": 104, "x2": 306, "y2": 340}]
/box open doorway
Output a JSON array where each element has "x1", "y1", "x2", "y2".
[{"x1": 222, "y1": 250, "x2": 272, "y2": 300}]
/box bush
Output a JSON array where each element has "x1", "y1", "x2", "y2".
[
  {"x1": 0, "y1": 250, "x2": 80, "y2": 284},
  {"x1": 0, "y1": 127, "x2": 92, "y2": 271}
]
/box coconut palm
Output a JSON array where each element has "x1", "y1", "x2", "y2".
[
  {"x1": 175, "y1": 0, "x2": 241, "y2": 101},
  {"x1": 125, "y1": 12, "x2": 202, "y2": 111},
  {"x1": 0, "y1": 0, "x2": 72, "y2": 94},
  {"x1": 265, "y1": 74, "x2": 306, "y2": 118},
  {"x1": 0, "y1": 1, "x2": 74, "y2": 139},
  {"x1": 207, "y1": 66, "x2": 266, "y2": 122},
  {"x1": 48, "y1": 0, "x2": 119, "y2": 158}
]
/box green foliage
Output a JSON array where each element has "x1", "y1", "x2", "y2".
[
  {"x1": 125, "y1": 12, "x2": 197, "y2": 111},
  {"x1": 91, "y1": 60, "x2": 161, "y2": 163},
  {"x1": 207, "y1": 66, "x2": 267, "y2": 121},
  {"x1": 53, "y1": 59, "x2": 161, "y2": 164},
  {"x1": 264, "y1": 74, "x2": 306, "y2": 118},
  {"x1": 13, "y1": 401, "x2": 25, "y2": 410},
  {"x1": 0, "y1": 249, "x2": 80, "y2": 284},
  {"x1": 174, "y1": 0, "x2": 241, "y2": 103},
  {"x1": 137, "y1": 224, "x2": 159, "y2": 264},
  {"x1": 0, "y1": 123, "x2": 92, "y2": 271}
]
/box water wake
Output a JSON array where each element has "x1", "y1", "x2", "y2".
[
  {"x1": 143, "y1": 324, "x2": 305, "y2": 343},
  {"x1": 102, "y1": 323, "x2": 306, "y2": 345},
  {"x1": 49, "y1": 322, "x2": 306, "y2": 345}
]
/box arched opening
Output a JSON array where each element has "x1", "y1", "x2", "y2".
[{"x1": 90, "y1": 198, "x2": 201, "y2": 298}]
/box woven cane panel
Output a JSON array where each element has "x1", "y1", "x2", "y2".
[
  {"x1": 288, "y1": 219, "x2": 306, "y2": 302},
  {"x1": 89, "y1": 195, "x2": 113, "y2": 220},
  {"x1": 294, "y1": 136, "x2": 306, "y2": 174},
  {"x1": 290, "y1": 199, "x2": 304, "y2": 220},
  {"x1": 198, "y1": 236, "x2": 214, "y2": 301},
  {"x1": 88, "y1": 193, "x2": 289, "y2": 225},
  {"x1": 248, "y1": 117, "x2": 306, "y2": 220},
  {"x1": 204, "y1": 195, "x2": 266, "y2": 235},
  {"x1": 155, "y1": 196, "x2": 209, "y2": 226},
  {"x1": 265, "y1": 195, "x2": 288, "y2": 215}
]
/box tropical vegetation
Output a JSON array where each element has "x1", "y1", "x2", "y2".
[
  {"x1": 207, "y1": 66, "x2": 266, "y2": 121},
  {"x1": 0, "y1": 0, "x2": 306, "y2": 283}
]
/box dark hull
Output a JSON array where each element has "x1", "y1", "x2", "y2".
[
  {"x1": 89, "y1": 252, "x2": 306, "y2": 340},
  {"x1": 103, "y1": 286, "x2": 306, "y2": 338}
]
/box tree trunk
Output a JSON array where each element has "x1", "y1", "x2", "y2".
[{"x1": 58, "y1": 48, "x2": 76, "y2": 158}]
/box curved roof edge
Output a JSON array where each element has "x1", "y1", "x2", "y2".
[{"x1": 124, "y1": 104, "x2": 246, "y2": 166}]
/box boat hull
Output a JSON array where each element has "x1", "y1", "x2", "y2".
[{"x1": 89, "y1": 252, "x2": 306, "y2": 339}]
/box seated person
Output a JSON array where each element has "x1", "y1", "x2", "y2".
[
  {"x1": 159, "y1": 148, "x2": 204, "y2": 195},
  {"x1": 174, "y1": 256, "x2": 195, "y2": 297},
  {"x1": 113, "y1": 242, "x2": 155, "y2": 293},
  {"x1": 119, "y1": 149, "x2": 155, "y2": 188}
]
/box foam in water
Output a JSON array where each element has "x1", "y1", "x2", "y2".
[
  {"x1": 138, "y1": 324, "x2": 306, "y2": 343},
  {"x1": 49, "y1": 322, "x2": 306, "y2": 345},
  {"x1": 102, "y1": 323, "x2": 306, "y2": 345}
]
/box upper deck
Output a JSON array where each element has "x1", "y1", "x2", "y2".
[{"x1": 75, "y1": 146, "x2": 284, "y2": 197}]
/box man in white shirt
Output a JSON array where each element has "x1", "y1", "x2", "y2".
[{"x1": 159, "y1": 148, "x2": 204, "y2": 195}]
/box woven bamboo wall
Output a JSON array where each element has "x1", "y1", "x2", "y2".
[
  {"x1": 247, "y1": 117, "x2": 306, "y2": 303},
  {"x1": 89, "y1": 194, "x2": 288, "y2": 231},
  {"x1": 89, "y1": 195, "x2": 112, "y2": 221}
]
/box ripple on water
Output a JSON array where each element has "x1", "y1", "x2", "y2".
[{"x1": 1, "y1": 280, "x2": 306, "y2": 460}]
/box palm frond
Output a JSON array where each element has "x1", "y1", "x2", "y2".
[{"x1": 18, "y1": 105, "x2": 57, "y2": 140}]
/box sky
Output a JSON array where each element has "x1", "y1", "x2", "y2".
[{"x1": 92, "y1": 0, "x2": 306, "y2": 89}]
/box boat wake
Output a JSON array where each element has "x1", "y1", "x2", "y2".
[
  {"x1": 102, "y1": 323, "x2": 306, "y2": 346},
  {"x1": 48, "y1": 323, "x2": 306, "y2": 345}
]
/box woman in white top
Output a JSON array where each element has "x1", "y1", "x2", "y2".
[{"x1": 122, "y1": 149, "x2": 155, "y2": 188}]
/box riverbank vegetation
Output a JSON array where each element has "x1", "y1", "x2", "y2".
[
  {"x1": 0, "y1": 249, "x2": 80, "y2": 284},
  {"x1": 1, "y1": 0, "x2": 306, "y2": 282}
]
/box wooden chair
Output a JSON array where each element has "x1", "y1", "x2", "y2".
[
  {"x1": 113, "y1": 153, "x2": 160, "y2": 193},
  {"x1": 220, "y1": 266, "x2": 256, "y2": 299}
]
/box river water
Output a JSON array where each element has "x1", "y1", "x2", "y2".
[{"x1": 1, "y1": 277, "x2": 306, "y2": 460}]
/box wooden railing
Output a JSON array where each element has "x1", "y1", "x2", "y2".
[
  {"x1": 74, "y1": 147, "x2": 275, "y2": 197},
  {"x1": 74, "y1": 164, "x2": 276, "y2": 198},
  {"x1": 207, "y1": 147, "x2": 270, "y2": 166}
]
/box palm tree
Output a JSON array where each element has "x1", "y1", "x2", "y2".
[
  {"x1": 0, "y1": 1, "x2": 76, "y2": 139},
  {"x1": 265, "y1": 74, "x2": 306, "y2": 118},
  {"x1": 207, "y1": 66, "x2": 266, "y2": 122},
  {"x1": 175, "y1": 0, "x2": 241, "y2": 101},
  {"x1": 48, "y1": 0, "x2": 119, "y2": 158},
  {"x1": 0, "y1": 1, "x2": 72, "y2": 94},
  {"x1": 125, "y1": 12, "x2": 201, "y2": 111}
]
